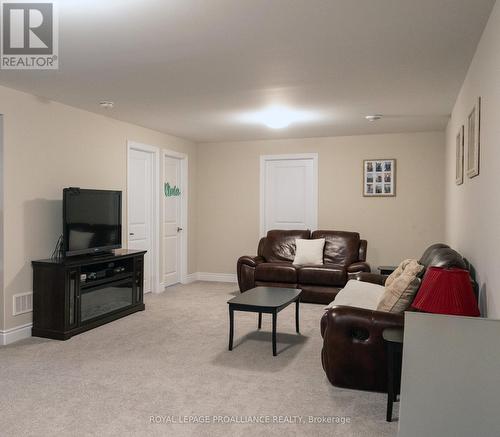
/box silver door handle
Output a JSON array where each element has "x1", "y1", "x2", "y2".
[{"x1": 177, "y1": 227, "x2": 183, "y2": 232}]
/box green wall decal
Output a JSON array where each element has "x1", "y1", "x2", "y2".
[{"x1": 164, "y1": 182, "x2": 181, "y2": 197}]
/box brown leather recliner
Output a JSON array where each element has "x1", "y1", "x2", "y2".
[
  {"x1": 237, "y1": 229, "x2": 370, "y2": 304},
  {"x1": 320, "y1": 243, "x2": 468, "y2": 392}
]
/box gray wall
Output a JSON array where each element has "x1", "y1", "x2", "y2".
[{"x1": 398, "y1": 312, "x2": 500, "y2": 436}]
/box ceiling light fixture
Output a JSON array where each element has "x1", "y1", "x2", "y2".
[
  {"x1": 365, "y1": 114, "x2": 383, "y2": 122},
  {"x1": 238, "y1": 105, "x2": 319, "y2": 129},
  {"x1": 99, "y1": 100, "x2": 114, "y2": 109}
]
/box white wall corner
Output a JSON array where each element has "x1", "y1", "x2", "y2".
[
  {"x1": 183, "y1": 273, "x2": 199, "y2": 284},
  {"x1": 0, "y1": 323, "x2": 32, "y2": 346}
]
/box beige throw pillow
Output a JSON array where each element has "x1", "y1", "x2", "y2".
[
  {"x1": 377, "y1": 259, "x2": 424, "y2": 313},
  {"x1": 385, "y1": 259, "x2": 414, "y2": 287}
]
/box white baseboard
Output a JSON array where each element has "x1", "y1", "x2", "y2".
[
  {"x1": 196, "y1": 272, "x2": 237, "y2": 283},
  {"x1": 0, "y1": 323, "x2": 32, "y2": 346},
  {"x1": 183, "y1": 273, "x2": 198, "y2": 284},
  {"x1": 156, "y1": 282, "x2": 168, "y2": 293},
  {"x1": 178, "y1": 272, "x2": 238, "y2": 283},
  {"x1": 162, "y1": 272, "x2": 236, "y2": 286}
]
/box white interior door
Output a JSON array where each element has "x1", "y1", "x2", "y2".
[
  {"x1": 261, "y1": 154, "x2": 318, "y2": 235},
  {"x1": 128, "y1": 148, "x2": 154, "y2": 293},
  {"x1": 163, "y1": 155, "x2": 182, "y2": 286}
]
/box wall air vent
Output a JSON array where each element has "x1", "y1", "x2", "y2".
[{"x1": 13, "y1": 292, "x2": 33, "y2": 316}]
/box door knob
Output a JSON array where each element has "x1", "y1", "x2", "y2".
[{"x1": 177, "y1": 227, "x2": 183, "y2": 232}]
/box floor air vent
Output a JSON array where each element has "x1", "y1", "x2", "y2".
[{"x1": 13, "y1": 292, "x2": 33, "y2": 316}]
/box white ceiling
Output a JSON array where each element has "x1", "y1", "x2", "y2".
[{"x1": 0, "y1": 0, "x2": 495, "y2": 142}]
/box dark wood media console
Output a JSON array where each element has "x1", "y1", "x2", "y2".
[{"x1": 32, "y1": 249, "x2": 146, "y2": 340}]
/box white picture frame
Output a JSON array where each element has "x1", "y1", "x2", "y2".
[
  {"x1": 456, "y1": 125, "x2": 464, "y2": 185},
  {"x1": 363, "y1": 159, "x2": 396, "y2": 197},
  {"x1": 466, "y1": 97, "x2": 481, "y2": 178}
]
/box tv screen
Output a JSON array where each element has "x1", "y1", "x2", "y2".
[{"x1": 63, "y1": 188, "x2": 122, "y2": 256}]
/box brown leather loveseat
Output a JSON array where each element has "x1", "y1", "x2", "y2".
[
  {"x1": 237, "y1": 229, "x2": 370, "y2": 304},
  {"x1": 320, "y1": 243, "x2": 468, "y2": 392}
]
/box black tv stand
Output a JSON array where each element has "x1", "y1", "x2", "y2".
[
  {"x1": 87, "y1": 251, "x2": 114, "y2": 257},
  {"x1": 32, "y1": 249, "x2": 146, "y2": 340}
]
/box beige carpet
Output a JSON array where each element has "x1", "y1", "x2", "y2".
[{"x1": 0, "y1": 281, "x2": 398, "y2": 437}]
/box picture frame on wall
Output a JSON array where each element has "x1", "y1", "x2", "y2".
[
  {"x1": 455, "y1": 125, "x2": 464, "y2": 185},
  {"x1": 363, "y1": 159, "x2": 396, "y2": 197},
  {"x1": 466, "y1": 97, "x2": 481, "y2": 178}
]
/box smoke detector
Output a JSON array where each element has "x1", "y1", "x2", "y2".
[
  {"x1": 99, "y1": 101, "x2": 114, "y2": 109},
  {"x1": 365, "y1": 114, "x2": 383, "y2": 122}
]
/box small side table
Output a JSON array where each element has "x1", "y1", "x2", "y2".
[
  {"x1": 378, "y1": 265, "x2": 397, "y2": 275},
  {"x1": 382, "y1": 327, "x2": 404, "y2": 422}
]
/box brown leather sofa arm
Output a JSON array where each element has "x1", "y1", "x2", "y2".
[
  {"x1": 320, "y1": 305, "x2": 404, "y2": 391},
  {"x1": 237, "y1": 255, "x2": 265, "y2": 292},
  {"x1": 346, "y1": 261, "x2": 371, "y2": 273},
  {"x1": 347, "y1": 271, "x2": 386, "y2": 285},
  {"x1": 238, "y1": 255, "x2": 265, "y2": 268},
  {"x1": 359, "y1": 239, "x2": 368, "y2": 262},
  {"x1": 321, "y1": 305, "x2": 404, "y2": 337}
]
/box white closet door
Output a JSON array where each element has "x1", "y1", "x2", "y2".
[{"x1": 261, "y1": 154, "x2": 318, "y2": 235}]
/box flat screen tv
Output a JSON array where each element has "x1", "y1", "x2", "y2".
[{"x1": 63, "y1": 188, "x2": 122, "y2": 256}]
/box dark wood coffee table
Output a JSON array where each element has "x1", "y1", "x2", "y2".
[{"x1": 227, "y1": 287, "x2": 301, "y2": 356}]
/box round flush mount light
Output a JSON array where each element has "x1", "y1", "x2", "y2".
[
  {"x1": 237, "y1": 105, "x2": 319, "y2": 129},
  {"x1": 99, "y1": 101, "x2": 114, "y2": 109},
  {"x1": 365, "y1": 114, "x2": 383, "y2": 122}
]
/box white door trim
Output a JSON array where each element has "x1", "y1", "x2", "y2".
[
  {"x1": 127, "y1": 141, "x2": 161, "y2": 294},
  {"x1": 260, "y1": 153, "x2": 319, "y2": 237},
  {"x1": 162, "y1": 149, "x2": 189, "y2": 285}
]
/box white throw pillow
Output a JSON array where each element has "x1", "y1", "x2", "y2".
[
  {"x1": 293, "y1": 238, "x2": 325, "y2": 265},
  {"x1": 325, "y1": 279, "x2": 386, "y2": 311}
]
